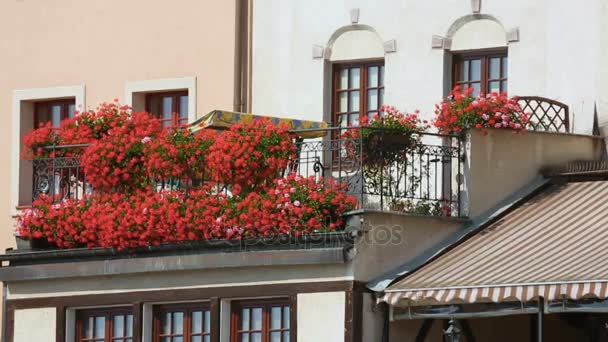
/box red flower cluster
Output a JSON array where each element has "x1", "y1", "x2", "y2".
[
  {"x1": 18, "y1": 174, "x2": 358, "y2": 249},
  {"x1": 206, "y1": 119, "x2": 296, "y2": 193},
  {"x1": 433, "y1": 86, "x2": 530, "y2": 134}
]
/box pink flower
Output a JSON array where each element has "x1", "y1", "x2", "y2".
[
  {"x1": 482, "y1": 114, "x2": 490, "y2": 121},
  {"x1": 494, "y1": 123, "x2": 502, "y2": 128},
  {"x1": 141, "y1": 136, "x2": 152, "y2": 144},
  {"x1": 294, "y1": 200, "x2": 301, "y2": 207}
]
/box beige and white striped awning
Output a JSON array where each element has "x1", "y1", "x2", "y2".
[{"x1": 382, "y1": 180, "x2": 608, "y2": 306}]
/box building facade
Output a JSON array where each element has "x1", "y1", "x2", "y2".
[{"x1": 2, "y1": 0, "x2": 608, "y2": 342}]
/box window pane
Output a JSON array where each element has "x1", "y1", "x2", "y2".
[
  {"x1": 270, "y1": 307, "x2": 282, "y2": 329},
  {"x1": 283, "y1": 307, "x2": 290, "y2": 329},
  {"x1": 149, "y1": 96, "x2": 161, "y2": 116},
  {"x1": 203, "y1": 310, "x2": 210, "y2": 333},
  {"x1": 368, "y1": 66, "x2": 379, "y2": 87},
  {"x1": 471, "y1": 83, "x2": 481, "y2": 97},
  {"x1": 458, "y1": 61, "x2": 469, "y2": 81},
  {"x1": 162, "y1": 97, "x2": 173, "y2": 121},
  {"x1": 349, "y1": 91, "x2": 359, "y2": 112},
  {"x1": 203, "y1": 336, "x2": 210, "y2": 342},
  {"x1": 68, "y1": 104, "x2": 76, "y2": 118},
  {"x1": 251, "y1": 308, "x2": 263, "y2": 330},
  {"x1": 51, "y1": 105, "x2": 62, "y2": 127},
  {"x1": 94, "y1": 316, "x2": 105, "y2": 338},
  {"x1": 163, "y1": 312, "x2": 172, "y2": 334},
  {"x1": 161, "y1": 338, "x2": 171, "y2": 342},
  {"x1": 126, "y1": 315, "x2": 133, "y2": 337},
  {"x1": 179, "y1": 95, "x2": 188, "y2": 120},
  {"x1": 241, "y1": 308, "x2": 250, "y2": 330},
  {"x1": 173, "y1": 312, "x2": 184, "y2": 334},
  {"x1": 240, "y1": 333, "x2": 250, "y2": 342},
  {"x1": 84, "y1": 317, "x2": 94, "y2": 338},
  {"x1": 251, "y1": 332, "x2": 262, "y2": 342},
  {"x1": 191, "y1": 337, "x2": 202, "y2": 342},
  {"x1": 488, "y1": 81, "x2": 500, "y2": 93},
  {"x1": 368, "y1": 89, "x2": 378, "y2": 110},
  {"x1": 338, "y1": 92, "x2": 348, "y2": 112},
  {"x1": 339, "y1": 69, "x2": 348, "y2": 89},
  {"x1": 192, "y1": 311, "x2": 203, "y2": 333},
  {"x1": 339, "y1": 114, "x2": 348, "y2": 128},
  {"x1": 470, "y1": 59, "x2": 481, "y2": 81},
  {"x1": 270, "y1": 332, "x2": 281, "y2": 342},
  {"x1": 173, "y1": 337, "x2": 183, "y2": 342},
  {"x1": 283, "y1": 332, "x2": 290, "y2": 341},
  {"x1": 502, "y1": 80, "x2": 508, "y2": 92},
  {"x1": 489, "y1": 57, "x2": 501, "y2": 79},
  {"x1": 349, "y1": 114, "x2": 359, "y2": 126},
  {"x1": 502, "y1": 57, "x2": 508, "y2": 77},
  {"x1": 349, "y1": 68, "x2": 360, "y2": 89},
  {"x1": 380, "y1": 65, "x2": 385, "y2": 86},
  {"x1": 113, "y1": 315, "x2": 124, "y2": 337}
]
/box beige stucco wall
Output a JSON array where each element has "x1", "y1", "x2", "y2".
[
  {"x1": 297, "y1": 292, "x2": 345, "y2": 342},
  {"x1": 465, "y1": 129, "x2": 604, "y2": 217},
  {"x1": 14, "y1": 307, "x2": 56, "y2": 342}
]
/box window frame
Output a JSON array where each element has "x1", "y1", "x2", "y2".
[
  {"x1": 452, "y1": 48, "x2": 508, "y2": 95},
  {"x1": 145, "y1": 90, "x2": 189, "y2": 128},
  {"x1": 33, "y1": 98, "x2": 76, "y2": 128},
  {"x1": 153, "y1": 303, "x2": 212, "y2": 342},
  {"x1": 332, "y1": 60, "x2": 385, "y2": 127},
  {"x1": 75, "y1": 307, "x2": 134, "y2": 342},
  {"x1": 230, "y1": 298, "x2": 292, "y2": 342}
]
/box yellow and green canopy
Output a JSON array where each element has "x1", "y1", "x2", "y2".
[{"x1": 188, "y1": 110, "x2": 328, "y2": 138}]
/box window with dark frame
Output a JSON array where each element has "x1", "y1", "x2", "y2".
[
  {"x1": 333, "y1": 61, "x2": 385, "y2": 127},
  {"x1": 453, "y1": 49, "x2": 508, "y2": 96},
  {"x1": 145, "y1": 91, "x2": 189, "y2": 128},
  {"x1": 76, "y1": 308, "x2": 134, "y2": 342},
  {"x1": 153, "y1": 303, "x2": 212, "y2": 342},
  {"x1": 231, "y1": 299, "x2": 291, "y2": 342},
  {"x1": 34, "y1": 98, "x2": 76, "y2": 128}
]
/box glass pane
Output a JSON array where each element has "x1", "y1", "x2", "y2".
[
  {"x1": 127, "y1": 339, "x2": 133, "y2": 342},
  {"x1": 502, "y1": 80, "x2": 508, "y2": 92},
  {"x1": 179, "y1": 95, "x2": 188, "y2": 119},
  {"x1": 283, "y1": 332, "x2": 290, "y2": 341},
  {"x1": 271, "y1": 332, "x2": 281, "y2": 342},
  {"x1": 68, "y1": 104, "x2": 76, "y2": 118},
  {"x1": 349, "y1": 68, "x2": 360, "y2": 89},
  {"x1": 379, "y1": 88, "x2": 384, "y2": 108},
  {"x1": 173, "y1": 337, "x2": 183, "y2": 342},
  {"x1": 192, "y1": 311, "x2": 203, "y2": 333},
  {"x1": 470, "y1": 59, "x2": 481, "y2": 81},
  {"x1": 203, "y1": 311, "x2": 210, "y2": 333},
  {"x1": 270, "y1": 307, "x2": 282, "y2": 329},
  {"x1": 51, "y1": 105, "x2": 62, "y2": 127},
  {"x1": 113, "y1": 315, "x2": 124, "y2": 337},
  {"x1": 84, "y1": 317, "x2": 94, "y2": 338},
  {"x1": 163, "y1": 312, "x2": 172, "y2": 334},
  {"x1": 339, "y1": 69, "x2": 348, "y2": 89},
  {"x1": 191, "y1": 337, "x2": 202, "y2": 342},
  {"x1": 502, "y1": 57, "x2": 508, "y2": 78},
  {"x1": 367, "y1": 89, "x2": 378, "y2": 110},
  {"x1": 149, "y1": 96, "x2": 161, "y2": 116},
  {"x1": 349, "y1": 91, "x2": 359, "y2": 112},
  {"x1": 241, "y1": 308, "x2": 250, "y2": 330},
  {"x1": 471, "y1": 83, "x2": 481, "y2": 97},
  {"x1": 339, "y1": 115, "x2": 348, "y2": 128},
  {"x1": 380, "y1": 65, "x2": 385, "y2": 86},
  {"x1": 251, "y1": 332, "x2": 262, "y2": 342},
  {"x1": 126, "y1": 315, "x2": 133, "y2": 337},
  {"x1": 162, "y1": 97, "x2": 173, "y2": 121},
  {"x1": 203, "y1": 336, "x2": 210, "y2": 342},
  {"x1": 240, "y1": 333, "x2": 250, "y2": 342},
  {"x1": 349, "y1": 114, "x2": 359, "y2": 126},
  {"x1": 458, "y1": 61, "x2": 469, "y2": 81},
  {"x1": 368, "y1": 66, "x2": 379, "y2": 87},
  {"x1": 161, "y1": 338, "x2": 170, "y2": 342},
  {"x1": 283, "y1": 307, "x2": 290, "y2": 329},
  {"x1": 489, "y1": 57, "x2": 501, "y2": 79},
  {"x1": 94, "y1": 316, "x2": 106, "y2": 338},
  {"x1": 173, "y1": 312, "x2": 184, "y2": 334},
  {"x1": 338, "y1": 92, "x2": 347, "y2": 112},
  {"x1": 488, "y1": 81, "x2": 500, "y2": 93},
  {"x1": 251, "y1": 308, "x2": 262, "y2": 330}
]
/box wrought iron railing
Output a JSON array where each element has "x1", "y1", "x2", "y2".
[
  {"x1": 30, "y1": 128, "x2": 466, "y2": 217},
  {"x1": 518, "y1": 96, "x2": 570, "y2": 133}
]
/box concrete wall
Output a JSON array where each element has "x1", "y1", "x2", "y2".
[
  {"x1": 465, "y1": 129, "x2": 604, "y2": 217},
  {"x1": 297, "y1": 292, "x2": 345, "y2": 342},
  {"x1": 13, "y1": 308, "x2": 56, "y2": 342}
]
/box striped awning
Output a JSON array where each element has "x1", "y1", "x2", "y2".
[
  {"x1": 188, "y1": 110, "x2": 328, "y2": 138},
  {"x1": 382, "y1": 180, "x2": 608, "y2": 306}
]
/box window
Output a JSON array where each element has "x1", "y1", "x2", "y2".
[
  {"x1": 146, "y1": 91, "x2": 189, "y2": 128},
  {"x1": 154, "y1": 304, "x2": 212, "y2": 342},
  {"x1": 453, "y1": 49, "x2": 508, "y2": 96},
  {"x1": 76, "y1": 308, "x2": 134, "y2": 342},
  {"x1": 231, "y1": 300, "x2": 291, "y2": 342},
  {"x1": 333, "y1": 61, "x2": 384, "y2": 127},
  {"x1": 34, "y1": 98, "x2": 76, "y2": 128}
]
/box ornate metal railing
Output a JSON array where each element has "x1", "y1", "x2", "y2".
[
  {"x1": 30, "y1": 128, "x2": 466, "y2": 217},
  {"x1": 518, "y1": 96, "x2": 570, "y2": 133}
]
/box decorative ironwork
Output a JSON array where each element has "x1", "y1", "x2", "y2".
[{"x1": 518, "y1": 96, "x2": 569, "y2": 133}]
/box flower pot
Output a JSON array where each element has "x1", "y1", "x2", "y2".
[
  {"x1": 29, "y1": 237, "x2": 52, "y2": 250},
  {"x1": 362, "y1": 131, "x2": 416, "y2": 166},
  {"x1": 15, "y1": 236, "x2": 30, "y2": 250}
]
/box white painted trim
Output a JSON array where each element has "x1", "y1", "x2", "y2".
[
  {"x1": 10, "y1": 85, "x2": 85, "y2": 216},
  {"x1": 220, "y1": 300, "x2": 231, "y2": 342},
  {"x1": 142, "y1": 304, "x2": 153, "y2": 342},
  {"x1": 124, "y1": 77, "x2": 197, "y2": 123}
]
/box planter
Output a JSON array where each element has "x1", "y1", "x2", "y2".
[
  {"x1": 15, "y1": 236, "x2": 30, "y2": 250},
  {"x1": 362, "y1": 130, "x2": 417, "y2": 166},
  {"x1": 29, "y1": 237, "x2": 52, "y2": 250}
]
